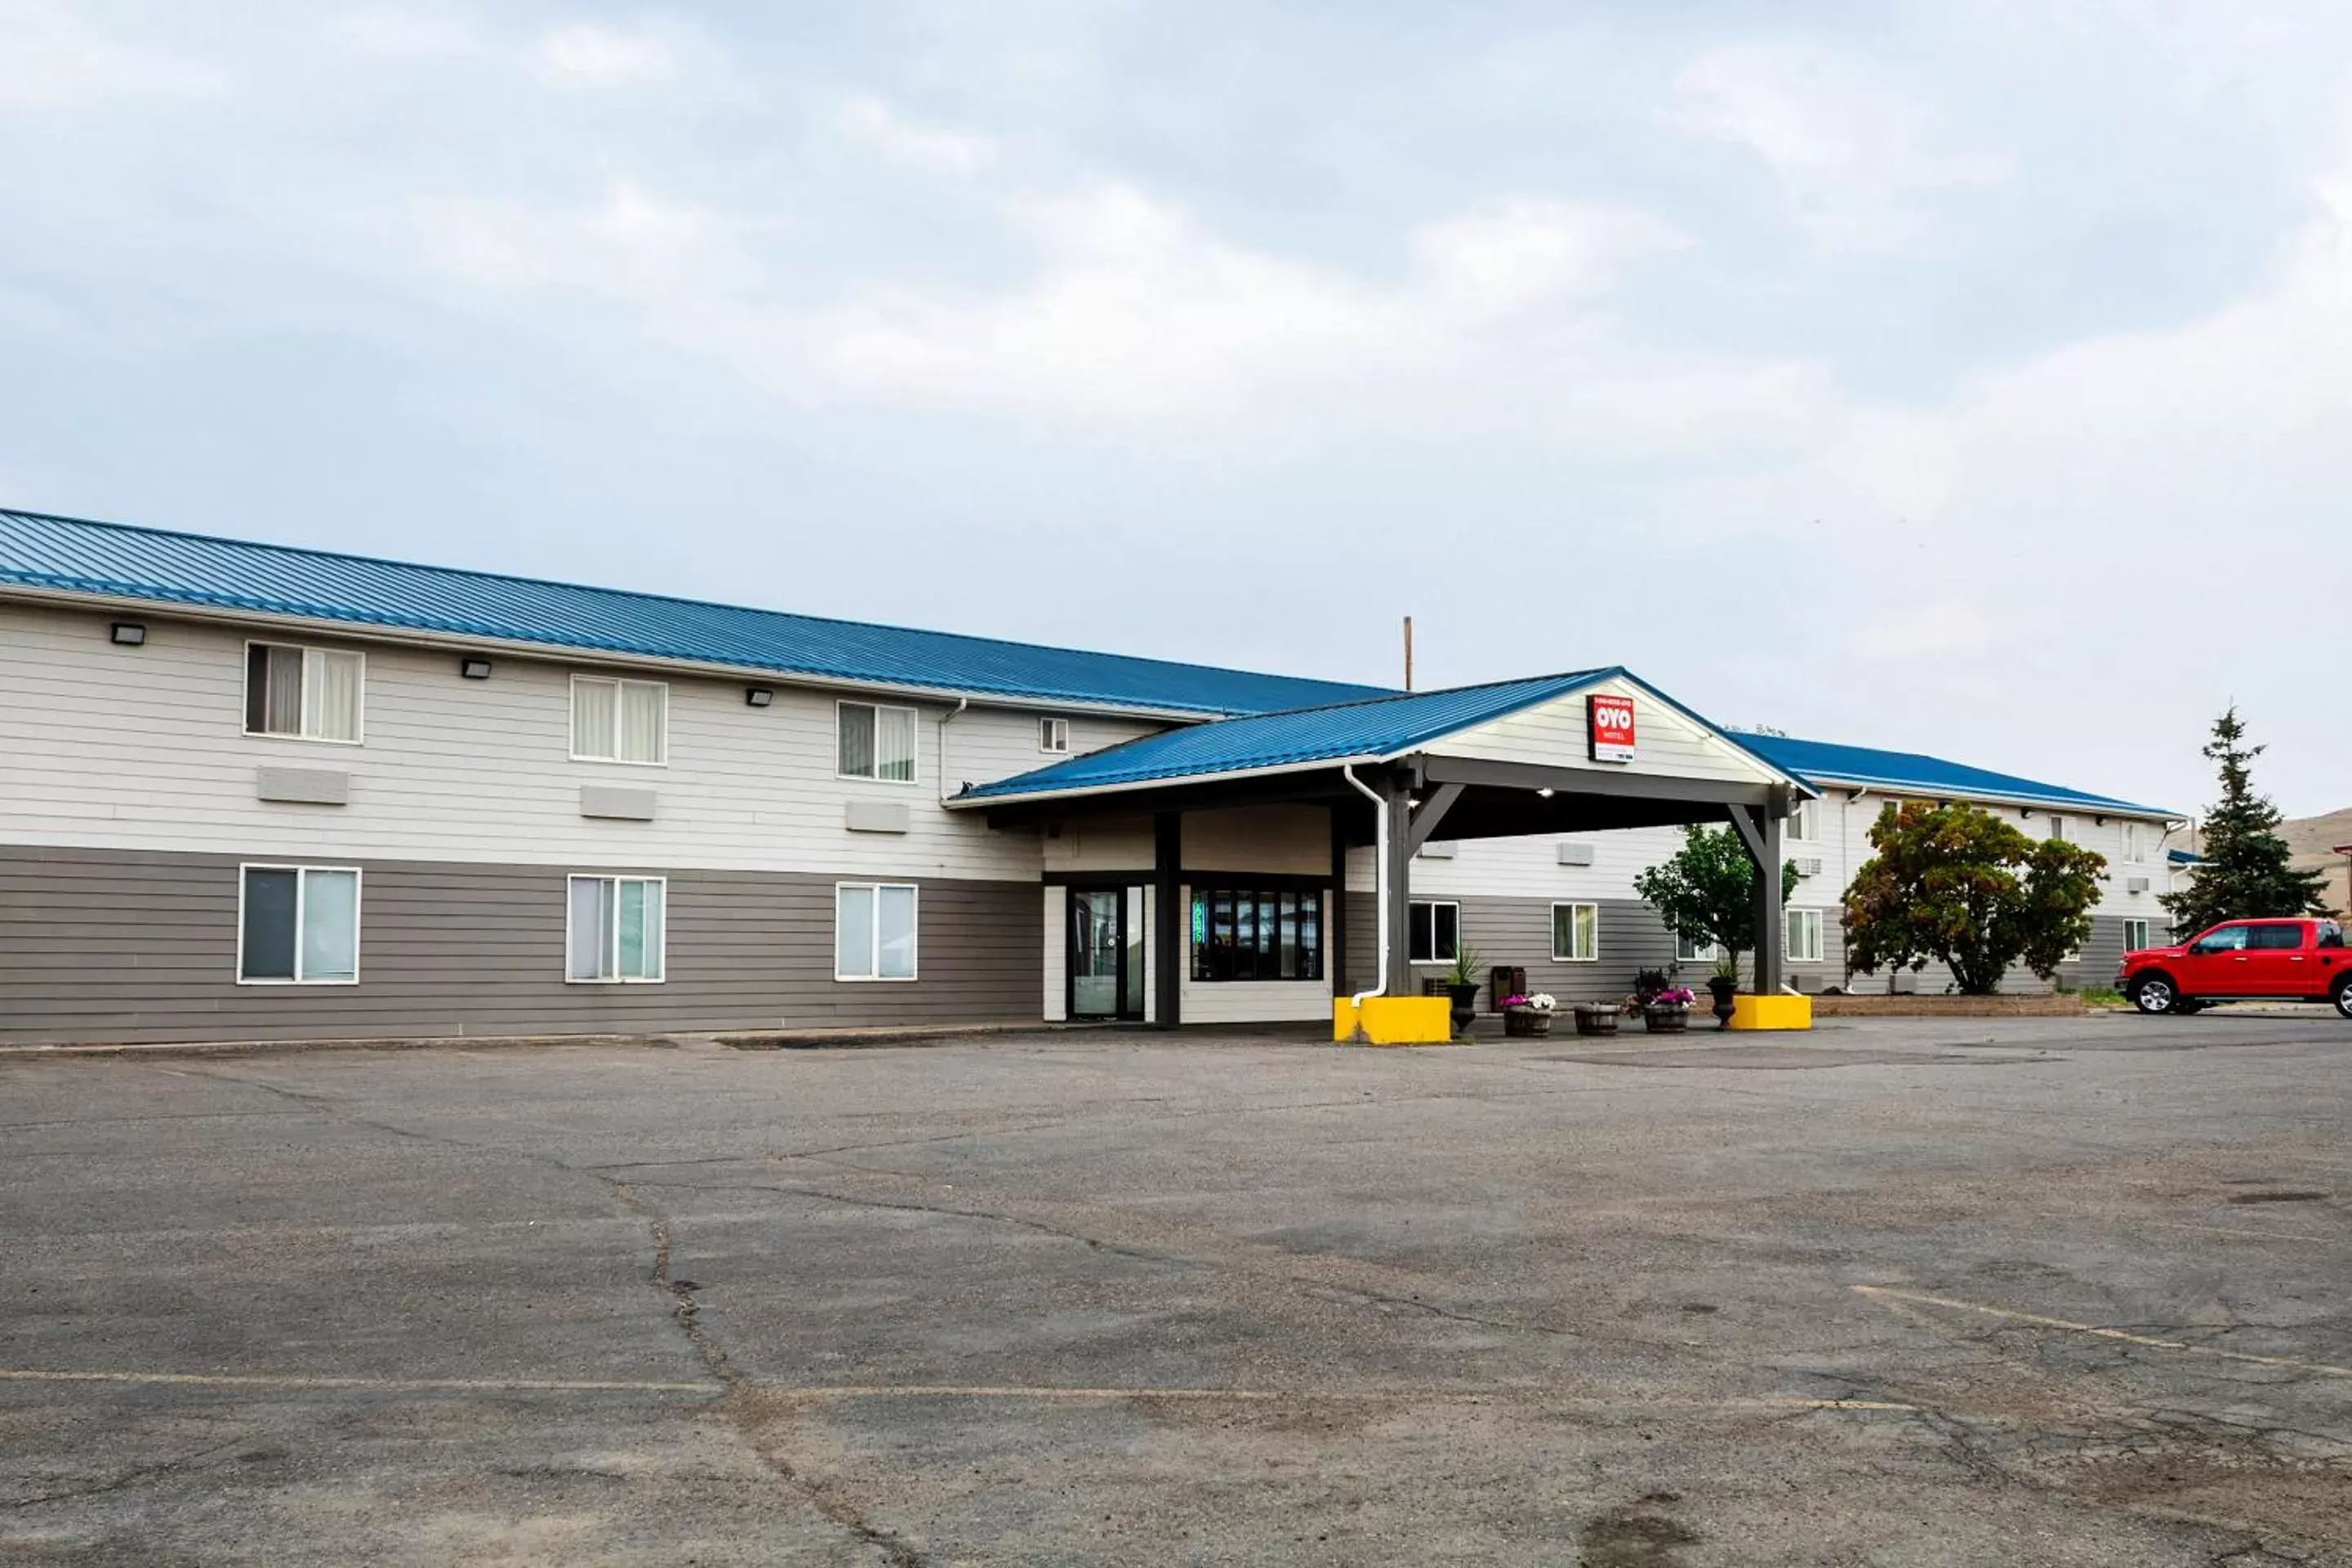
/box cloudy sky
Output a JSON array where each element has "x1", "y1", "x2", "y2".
[{"x1": 5, "y1": 2, "x2": 2348, "y2": 817}]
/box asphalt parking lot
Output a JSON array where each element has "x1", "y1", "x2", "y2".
[{"x1": 2, "y1": 1013, "x2": 2348, "y2": 1566}]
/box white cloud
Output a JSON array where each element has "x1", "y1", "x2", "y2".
[
  {"x1": 837, "y1": 96, "x2": 999, "y2": 175},
  {"x1": 1669, "y1": 43, "x2": 2009, "y2": 252},
  {"x1": 0, "y1": 0, "x2": 222, "y2": 109},
  {"x1": 532, "y1": 22, "x2": 678, "y2": 89},
  {"x1": 1847, "y1": 599, "x2": 1997, "y2": 662}
]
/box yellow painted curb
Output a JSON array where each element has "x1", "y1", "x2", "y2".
[
  {"x1": 1729, "y1": 993, "x2": 1813, "y2": 1031},
  {"x1": 1333, "y1": 996, "x2": 1454, "y2": 1045}
]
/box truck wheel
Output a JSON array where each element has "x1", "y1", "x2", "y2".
[
  {"x1": 2131, "y1": 974, "x2": 2180, "y2": 1014},
  {"x1": 2334, "y1": 975, "x2": 2352, "y2": 1021}
]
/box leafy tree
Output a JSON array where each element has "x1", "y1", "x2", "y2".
[
  {"x1": 1633, "y1": 823, "x2": 1801, "y2": 987},
  {"x1": 2162, "y1": 706, "x2": 2331, "y2": 935},
  {"x1": 1842, "y1": 801, "x2": 2106, "y2": 995}
]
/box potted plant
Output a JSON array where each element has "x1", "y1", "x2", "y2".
[
  {"x1": 1501, "y1": 992, "x2": 1557, "y2": 1038},
  {"x1": 1571, "y1": 1000, "x2": 1618, "y2": 1036},
  {"x1": 1444, "y1": 946, "x2": 1485, "y2": 1037},
  {"x1": 1706, "y1": 955, "x2": 1740, "y2": 1030},
  {"x1": 1644, "y1": 985, "x2": 1696, "y2": 1033}
]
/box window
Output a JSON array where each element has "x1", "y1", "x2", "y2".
[
  {"x1": 2247, "y1": 924, "x2": 2305, "y2": 951},
  {"x1": 1785, "y1": 907, "x2": 1824, "y2": 964},
  {"x1": 836, "y1": 883, "x2": 918, "y2": 980},
  {"x1": 1408, "y1": 900, "x2": 1459, "y2": 965},
  {"x1": 2123, "y1": 918, "x2": 2150, "y2": 951},
  {"x1": 244, "y1": 643, "x2": 363, "y2": 743},
  {"x1": 567, "y1": 875, "x2": 666, "y2": 982},
  {"x1": 2319, "y1": 922, "x2": 2345, "y2": 951},
  {"x1": 1190, "y1": 887, "x2": 1322, "y2": 982},
  {"x1": 1551, "y1": 902, "x2": 1598, "y2": 963},
  {"x1": 838, "y1": 702, "x2": 918, "y2": 782},
  {"x1": 1039, "y1": 716, "x2": 1070, "y2": 754},
  {"x1": 572, "y1": 676, "x2": 667, "y2": 764},
  {"x1": 2189, "y1": 924, "x2": 2248, "y2": 955},
  {"x1": 2046, "y1": 814, "x2": 2070, "y2": 843},
  {"x1": 238, "y1": 865, "x2": 360, "y2": 983},
  {"x1": 2122, "y1": 822, "x2": 2145, "y2": 863},
  {"x1": 1677, "y1": 932, "x2": 1726, "y2": 963},
  {"x1": 1787, "y1": 801, "x2": 1814, "y2": 843}
]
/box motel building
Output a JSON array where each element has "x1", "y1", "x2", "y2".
[{"x1": 0, "y1": 508, "x2": 2180, "y2": 1047}]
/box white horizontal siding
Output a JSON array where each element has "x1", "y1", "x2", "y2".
[
  {"x1": 1433, "y1": 676, "x2": 1776, "y2": 785},
  {"x1": 0, "y1": 604, "x2": 1161, "y2": 880},
  {"x1": 1041, "y1": 885, "x2": 1067, "y2": 1022}
]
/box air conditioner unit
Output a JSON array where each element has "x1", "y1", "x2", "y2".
[
  {"x1": 2126, "y1": 876, "x2": 2149, "y2": 893},
  {"x1": 1793, "y1": 857, "x2": 1824, "y2": 878},
  {"x1": 1557, "y1": 843, "x2": 1596, "y2": 866}
]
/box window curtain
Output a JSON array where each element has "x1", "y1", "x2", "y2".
[
  {"x1": 574, "y1": 680, "x2": 617, "y2": 760},
  {"x1": 619, "y1": 683, "x2": 665, "y2": 764},
  {"x1": 263, "y1": 645, "x2": 304, "y2": 735},
  {"x1": 836, "y1": 884, "x2": 876, "y2": 978},
  {"x1": 839, "y1": 705, "x2": 875, "y2": 777},
  {"x1": 570, "y1": 877, "x2": 615, "y2": 980},
  {"x1": 300, "y1": 869, "x2": 359, "y2": 980},
  {"x1": 876, "y1": 885, "x2": 917, "y2": 978},
  {"x1": 304, "y1": 651, "x2": 363, "y2": 742},
  {"x1": 875, "y1": 706, "x2": 917, "y2": 782}
]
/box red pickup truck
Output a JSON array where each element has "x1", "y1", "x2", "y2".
[{"x1": 2121, "y1": 918, "x2": 2352, "y2": 1018}]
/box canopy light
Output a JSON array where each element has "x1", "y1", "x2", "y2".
[
  {"x1": 459, "y1": 657, "x2": 492, "y2": 680},
  {"x1": 745, "y1": 687, "x2": 774, "y2": 708},
  {"x1": 109, "y1": 621, "x2": 146, "y2": 647},
  {"x1": 1537, "y1": 787, "x2": 1555, "y2": 799}
]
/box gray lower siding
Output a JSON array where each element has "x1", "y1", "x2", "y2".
[
  {"x1": 0, "y1": 846, "x2": 1040, "y2": 1045},
  {"x1": 1340, "y1": 893, "x2": 2136, "y2": 1004}
]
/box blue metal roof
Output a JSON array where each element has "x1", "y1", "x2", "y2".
[
  {"x1": 0, "y1": 507, "x2": 1388, "y2": 716},
  {"x1": 1738, "y1": 733, "x2": 2176, "y2": 819},
  {"x1": 960, "y1": 670, "x2": 1633, "y2": 801}
]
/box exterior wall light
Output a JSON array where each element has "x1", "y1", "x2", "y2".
[
  {"x1": 459, "y1": 657, "x2": 492, "y2": 679},
  {"x1": 109, "y1": 621, "x2": 146, "y2": 646},
  {"x1": 1537, "y1": 786, "x2": 1555, "y2": 798},
  {"x1": 745, "y1": 687, "x2": 774, "y2": 707}
]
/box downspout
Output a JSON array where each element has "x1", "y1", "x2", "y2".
[
  {"x1": 1342, "y1": 765, "x2": 1388, "y2": 1006},
  {"x1": 935, "y1": 697, "x2": 970, "y2": 804}
]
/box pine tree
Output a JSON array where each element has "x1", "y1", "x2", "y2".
[{"x1": 2160, "y1": 707, "x2": 2330, "y2": 937}]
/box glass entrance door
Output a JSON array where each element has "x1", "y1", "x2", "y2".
[
  {"x1": 1070, "y1": 886, "x2": 1147, "y2": 1021},
  {"x1": 1071, "y1": 889, "x2": 1124, "y2": 1019}
]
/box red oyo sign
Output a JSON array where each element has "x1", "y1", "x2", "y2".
[{"x1": 1588, "y1": 693, "x2": 1636, "y2": 764}]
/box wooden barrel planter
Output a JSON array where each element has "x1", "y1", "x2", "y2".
[
  {"x1": 1503, "y1": 1007, "x2": 1552, "y2": 1039},
  {"x1": 1643, "y1": 1003, "x2": 1691, "y2": 1034},
  {"x1": 1571, "y1": 1004, "x2": 1619, "y2": 1037}
]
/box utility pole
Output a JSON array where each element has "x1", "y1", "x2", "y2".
[
  {"x1": 2336, "y1": 842, "x2": 2352, "y2": 919},
  {"x1": 1402, "y1": 616, "x2": 1414, "y2": 692}
]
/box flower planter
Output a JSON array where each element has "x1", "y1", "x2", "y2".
[
  {"x1": 1445, "y1": 982, "x2": 1480, "y2": 1038},
  {"x1": 1503, "y1": 1007, "x2": 1552, "y2": 1039},
  {"x1": 1571, "y1": 1004, "x2": 1619, "y2": 1037},
  {"x1": 1643, "y1": 1003, "x2": 1691, "y2": 1034},
  {"x1": 1706, "y1": 976, "x2": 1738, "y2": 1031}
]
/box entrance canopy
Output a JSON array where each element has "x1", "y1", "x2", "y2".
[{"x1": 951, "y1": 668, "x2": 1820, "y2": 1008}]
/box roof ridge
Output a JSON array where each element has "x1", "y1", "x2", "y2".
[
  {"x1": 0, "y1": 504, "x2": 1394, "y2": 706},
  {"x1": 1195, "y1": 667, "x2": 1612, "y2": 724}
]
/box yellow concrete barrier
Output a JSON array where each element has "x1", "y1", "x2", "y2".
[
  {"x1": 1729, "y1": 993, "x2": 1813, "y2": 1031},
  {"x1": 1333, "y1": 996, "x2": 1455, "y2": 1045}
]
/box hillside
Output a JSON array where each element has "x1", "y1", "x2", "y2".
[{"x1": 2284, "y1": 808, "x2": 2352, "y2": 916}]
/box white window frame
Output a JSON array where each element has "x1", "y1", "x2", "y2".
[
  {"x1": 835, "y1": 881, "x2": 920, "y2": 982},
  {"x1": 1785, "y1": 907, "x2": 1824, "y2": 964},
  {"x1": 1677, "y1": 932, "x2": 1726, "y2": 964},
  {"x1": 835, "y1": 700, "x2": 920, "y2": 785},
  {"x1": 2046, "y1": 813, "x2": 2070, "y2": 844},
  {"x1": 2123, "y1": 917, "x2": 2150, "y2": 951},
  {"x1": 1550, "y1": 902, "x2": 1599, "y2": 963},
  {"x1": 1408, "y1": 900, "x2": 1461, "y2": 965},
  {"x1": 2121, "y1": 822, "x2": 2145, "y2": 863},
  {"x1": 564, "y1": 874, "x2": 668, "y2": 985},
  {"x1": 568, "y1": 675, "x2": 669, "y2": 767},
  {"x1": 1786, "y1": 801, "x2": 1814, "y2": 843},
  {"x1": 235, "y1": 862, "x2": 363, "y2": 986},
  {"x1": 242, "y1": 640, "x2": 366, "y2": 746},
  {"x1": 1039, "y1": 715, "x2": 1071, "y2": 755}
]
